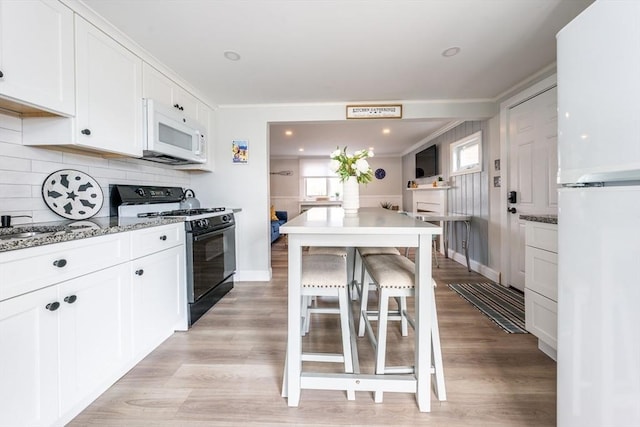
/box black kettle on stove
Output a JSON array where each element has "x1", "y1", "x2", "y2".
[{"x1": 180, "y1": 189, "x2": 201, "y2": 210}]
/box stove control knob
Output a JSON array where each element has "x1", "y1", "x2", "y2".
[
  {"x1": 165, "y1": 189, "x2": 172, "y2": 196},
  {"x1": 221, "y1": 215, "x2": 230, "y2": 223},
  {"x1": 135, "y1": 187, "x2": 145, "y2": 197},
  {"x1": 197, "y1": 219, "x2": 209, "y2": 228}
]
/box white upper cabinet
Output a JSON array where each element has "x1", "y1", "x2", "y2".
[
  {"x1": 23, "y1": 16, "x2": 143, "y2": 158},
  {"x1": 74, "y1": 16, "x2": 143, "y2": 157},
  {"x1": 0, "y1": 0, "x2": 75, "y2": 116},
  {"x1": 142, "y1": 62, "x2": 200, "y2": 127}
]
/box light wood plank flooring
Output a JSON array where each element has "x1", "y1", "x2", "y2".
[{"x1": 70, "y1": 240, "x2": 556, "y2": 426}]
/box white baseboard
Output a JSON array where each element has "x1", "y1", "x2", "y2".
[{"x1": 446, "y1": 249, "x2": 500, "y2": 283}]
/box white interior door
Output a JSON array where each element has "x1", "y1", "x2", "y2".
[{"x1": 507, "y1": 87, "x2": 558, "y2": 290}]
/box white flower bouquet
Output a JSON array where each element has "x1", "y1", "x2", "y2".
[{"x1": 329, "y1": 146, "x2": 374, "y2": 184}]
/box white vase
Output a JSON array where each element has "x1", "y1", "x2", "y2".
[{"x1": 342, "y1": 176, "x2": 360, "y2": 215}]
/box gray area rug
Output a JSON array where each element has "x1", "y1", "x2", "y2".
[{"x1": 448, "y1": 282, "x2": 528, "y2": 333}]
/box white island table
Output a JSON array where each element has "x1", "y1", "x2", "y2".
[{"x1": 280, "y1": 207, "x2": 441, "y2": 412}]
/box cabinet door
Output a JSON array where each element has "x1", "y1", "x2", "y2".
[
  {"x1": 0, "y1": 286, "x2": 60, "y2": 427},
  {"x1": 141, "y1": 62, "x2": 173, "y2": 107},
  {"x1": 58, "y1": 263, "x2": 132, "y2": 417},
  {"x1": 75, "y1": 16, "x2": 143, "y2": 157},
  {"x1": 131, "y1": 245, "x2": 185, "y2": 356},
  {"x1": 173, "y1": 86, "x2": 199, "y2": 124},
  {"x1": 0, "y1": 0, "x2": 74, "y2": 115}
]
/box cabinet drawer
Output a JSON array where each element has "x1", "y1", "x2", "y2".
[
  {"x1": 130, "y1": 223, "x2": 184, "y2": 259},
  {"x1": 524, "y1": 288, "x2": 557, "y2": 350},
  {"x1": 525, "y1": 222, "x2": 557, "y2": 252},
  {"x1": 525, "y1": 246, "x2": 558, "y2": 301},
  {"x1": 0, "y1": 233, "x2": 130, "y2": 302}
]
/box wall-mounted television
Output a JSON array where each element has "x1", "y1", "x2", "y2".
[{"x1": 415, "y1": 144, "x2": 438, "y2": 179}]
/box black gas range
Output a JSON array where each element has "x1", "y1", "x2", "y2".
[{"x1": 110, "y1": 185, "x2": 236, "y2": 326}]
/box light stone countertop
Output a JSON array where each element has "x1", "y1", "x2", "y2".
[
  {"x1": 519, "y1": 214, "x2": 558, "y2": 224},
  {"x1": 280, "y1": 206, "x2": 441, "y2": 235},
  {"x1": 0, "y1": 216, "x2": 183, "y2": 253}
]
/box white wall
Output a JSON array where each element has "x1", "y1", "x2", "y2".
[
  {"x1": 191, "y1": 100, "x2": 497, "y2": 281},
  {"x1": 270, "y1": 156, "x2": 403, "y2": 218},
  {"x1": 0, "y1": 113, "x2": 191, "y2": 225}
]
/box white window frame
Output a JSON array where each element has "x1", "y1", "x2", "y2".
[
  {"x1": 303, "y1": 177, "x2": 341, "y2": 199},
  {"x1": 450, "y1": 130, "x2": 482, "y2": 176}
]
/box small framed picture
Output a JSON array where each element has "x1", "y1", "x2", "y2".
[
  {"x1": 232, "y1": 140, "x2": 248, "y2": 164},
  {"x1": 494, "y1": 176, "x2": 501, "y2": 187},
  {"x1": 494, "y1": 159, "x2": 500, "y2": 171}
]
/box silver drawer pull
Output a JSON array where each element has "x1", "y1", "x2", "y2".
[{"x1": 53, "y1": 259, "x2": 67, "y2": 268}]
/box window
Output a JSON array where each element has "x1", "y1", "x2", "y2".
[
  {"x1": 450, "y1": 130, "x2": 482, "y2": 175},
  {"x1": 304, "y1": 177, "x2": 341, "y2": 199}
]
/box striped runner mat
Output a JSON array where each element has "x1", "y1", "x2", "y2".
[{"x1": 448, "y1": 282, "x2": 528, "y2": 333}]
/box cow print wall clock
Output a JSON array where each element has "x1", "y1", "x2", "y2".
[{"x1": 41, "y1": 169, "x2": 104, "y2": 219}]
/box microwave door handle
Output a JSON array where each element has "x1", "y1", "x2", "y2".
[{"x1": 196, "y1": 132, "x2": 205, "y2": 156}]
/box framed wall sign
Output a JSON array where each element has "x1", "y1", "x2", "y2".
[
  {"x1": 346, "y1": 104, "x2": 402, "y2": 119},
  {"x1": 232, "y1": 140, "x2": 248, "y2": 164}
]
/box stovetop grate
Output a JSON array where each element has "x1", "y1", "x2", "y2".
[{"x1": 137, "y1": 207, "x2": 226, "y2": 218}]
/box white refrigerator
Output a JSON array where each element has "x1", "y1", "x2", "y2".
[{"x1": 557, "y1": 1, "x2": 640, "y2": 426}]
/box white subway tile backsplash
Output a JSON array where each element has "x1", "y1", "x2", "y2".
[
  {"x1": 2, "y1": 197, "x2": 49, "y2": 211},
  {"x1": 0, "y1": 184, "x2": 31, "y2": 198},
  {"x1": 2, "y1": 170, "x2": 49, "y2": 186},
  {"x1": 0, "y1": 127, "x2": 21, "y2": 144},
  {"x1": 0, "y1": 113, "x2": 21, "y2": 131},
  {"x1": 0, "y1": 140, "x2": 64, "y2": 162},
  {"x1": 32, "y1": 160, "x2": 89, "y2": 174},
  {"x1": 0, "y1": 113, "x2": 193, "y2": 220},
  {"x1": 88, "y1": 166, "x2": 127, "y2": 180},
  {"x1": 62, "y1": 151, "x2": 111, "y2": 168},
  {"x1": 0, "y1": 156, "x2": 30, "y2": 171}
]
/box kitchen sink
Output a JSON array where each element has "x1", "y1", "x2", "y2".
[
  {"x1": 0, "y1": 224, "x2": 93, "y2": 241},
  {"x1": 0, "y1": 231, "x2": 54, "y2": 240}
]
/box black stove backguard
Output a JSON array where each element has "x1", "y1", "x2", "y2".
[{"x1": 109, "y1": 184, "x2": 184, "y2": 216}]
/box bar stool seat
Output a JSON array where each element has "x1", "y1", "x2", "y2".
[
  {"x1": 360, "y1": 253, "x2": 446, "y2": 403},
  {"x1": 353, "y1": 247, "x2": 401, "y2": 300},
  {"x1": 282, "y1": 253, "x2": 359, "y2": 401},
  {"x1": 308, "y1": 246, "x2": 348, "y2": 256},
  {"x1": 303, "y1": 247, "x2": 348, "y2": 333}
]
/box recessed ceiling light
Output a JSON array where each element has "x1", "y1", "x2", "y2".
[
  {"x1": 382, "y1": 128, "x2": 390, "y2": 134},
  {"x1": 285, "y1": 130, "x2": 293, "y2": 136},
  {"x1": 441, "y1": 46, "x2": 461, "y2": 58},
  {"x1": 223, "y1": 50, "x2": 241, "y2": 61},
  {"x1": 298, "y1": 148, "x2": 304, "y2": 152}
]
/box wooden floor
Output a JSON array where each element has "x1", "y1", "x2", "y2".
[{"x1": 70, "y1": 240, "x2": 556, "y2": 426}]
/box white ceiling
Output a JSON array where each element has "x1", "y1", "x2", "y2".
[{"x1": 82, "y1": 0, "x2": 593, "y2": 157}]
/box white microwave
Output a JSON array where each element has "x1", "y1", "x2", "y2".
[{"x1": 142, "y1": 98, "x2": 207, "y2": 165}]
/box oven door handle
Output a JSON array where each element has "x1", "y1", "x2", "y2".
[{"x1": 192, "y1": 225, "x2": 235, "y2": 241}]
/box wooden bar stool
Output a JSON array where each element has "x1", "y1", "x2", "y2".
[
  {"x1": 282, "y1": 253, "x2": 359, "y2": 401},
  {"x1": 360, "y1": 253, "x2": 446, "y2": 403}
]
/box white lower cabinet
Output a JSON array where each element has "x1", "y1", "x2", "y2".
[
  {"x1": 524, "y1": 221, "x2": 558, "y2": 360},
  {"x1": 0, "y1": 223, "x2": 186, "y2": 426},
  {"x1": 0, "y1": 286, "x2": 59, "y2": 427},
  {"x1": 131, "y1": 244, "x2": 185, "y2": 357},
  {"x1": 0, "y1": 263, "x2": 132, "y2": 427},
  {"x1": 58, "y1": 263, "x2": 133, "y2": 420}
]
